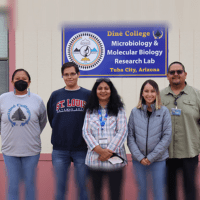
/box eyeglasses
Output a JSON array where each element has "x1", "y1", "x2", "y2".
[
  {"x1": 63, "y1": 72, "x2": 77, "y2": 77},
  {"x1": 96, "y1": 78, "x2": 111, "y2": 83},
  {"x1": 168, "y1": 70, "x2": 184, "y2": 75}
]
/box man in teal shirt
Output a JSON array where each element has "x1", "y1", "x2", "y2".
[{"x1": 160, "y1": 61, "x2": 200, "y2": 200}]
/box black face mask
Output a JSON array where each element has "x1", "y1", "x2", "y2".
[{"x1": 14, "y1": 80, "x2": 28, "y2": 91}]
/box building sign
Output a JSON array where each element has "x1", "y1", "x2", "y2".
[{"x1": 62, "y1": 24, "x2": 168, "y2": 77}]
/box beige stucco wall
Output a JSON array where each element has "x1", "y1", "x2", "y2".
[
  {"x1": 0, "y1": 0, "x2": 6, "y2": 6},
  {"x1": 11, "y1": 0, "x2": 200, "y2": 153}
]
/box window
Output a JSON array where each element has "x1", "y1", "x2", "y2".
[{"x1": 0, "y1": 10, "x2": 8, "y2": 95}]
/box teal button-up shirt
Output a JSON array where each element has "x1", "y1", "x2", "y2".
[{"x1": 160, "y1": 84, "x2": 200, "y2": 158}]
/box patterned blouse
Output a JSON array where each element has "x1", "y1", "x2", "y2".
[{"x1": 82, "y1": 107, "x2": 127, "y2": 170}]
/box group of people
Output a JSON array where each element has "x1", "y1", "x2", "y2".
[{"x1": 0, "y1": 61, "x2": 199, "y2": 200}]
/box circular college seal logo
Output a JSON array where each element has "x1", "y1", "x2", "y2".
[
  {"x1": 66, "y1": 32, "x2": 105, "y2": 71},
  {"x1": 7, "y1": 104, "x2": 31, "y2": 127},
  {"x1": 152, "y1": 29, "x2": 163, "y2": 39}
]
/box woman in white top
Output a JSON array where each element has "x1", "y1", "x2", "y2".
[{"x1": 0, "y1": 69, "x2": 47, "y2": 200}]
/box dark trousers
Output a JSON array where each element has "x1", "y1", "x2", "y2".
[
  {"x1": 166, "y1": 156, "x2": 198, "y2": 200},
  {"x1": 89, "y1": 168, "x2": 124, "y2": 200}
]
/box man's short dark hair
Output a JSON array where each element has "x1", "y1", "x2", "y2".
[
  {"x1": 168, "y1": 61, "x2": 185, "y2": 73},
  {"x1": 61, "y1": 62, "x2": 80, "y2": 75}
]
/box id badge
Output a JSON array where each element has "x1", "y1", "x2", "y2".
[
  {"x1": 99, "y1": 138, "x2": 108, "y2": 144},
  {"x1": 171, "y1": 108, "x2": 181, "y2": 116}
]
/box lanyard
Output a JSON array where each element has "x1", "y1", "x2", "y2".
[
  {"x1": 170, "y1": 91, "x2": 184, "y2": 108},
  {"x1": 98, "y1": 109, "x2": 108, "y2": 131}
]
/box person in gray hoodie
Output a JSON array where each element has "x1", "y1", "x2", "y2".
[{"x1": 127, "y1": 79, "x2": 172, "y2": 200}]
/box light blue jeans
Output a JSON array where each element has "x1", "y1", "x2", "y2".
[
  {"x1": 52, "y1": 150, "x2": 88, "y2": 200},
  {"x1": 3, "y1": 154, "x2": 40, "y2": 200},
  {"x1": 132, "y1": 159, "x2": 166, "y2": 200}
]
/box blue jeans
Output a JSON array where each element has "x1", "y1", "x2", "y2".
[
  {"x1": 3, "y1": 154, "x2": 40, "y2": 200},
  {"x1": 52, "y1": 150, "x2": 88, "y2": 200},
  {"x1": 132, "y1": 160, "x2": 166, "y2": 200}
]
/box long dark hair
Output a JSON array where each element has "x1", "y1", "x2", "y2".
[{"x1": 84, "y1": 78, "x2": 124, "y2": 116}]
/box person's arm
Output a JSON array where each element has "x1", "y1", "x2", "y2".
[
  {"x1": 106, "y1": 109, "x2": 128, "y2": 152},
  {"x1": 93, "y1": 145, "x2": 113, "y2": 161},
  {"x1": 47, "y1": 94, "x2": 53, "y2": 128},
  {"x1": 146, "y1": 107, "x2": 172, "y2": 164},
  {"x1": 82, "y1": 111, "x2": 112, "y2": 161},
  {"x1": 38, "y1": 100, "x2": 47, "y2": 133},
  {"x1": 127, "y1": 109, "x2": 145, "y2": 162}
]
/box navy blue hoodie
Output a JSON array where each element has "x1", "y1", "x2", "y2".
[{"x1": 47, "y1": 87, "x2": 90, "y2": 151}]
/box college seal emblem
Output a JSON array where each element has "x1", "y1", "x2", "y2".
[
  {"x1": 153, "y1": 29, "x2": 163, "y2": 39},
  {"x1": 66, "y1": 32, "x2": 105, "y2": 70}
]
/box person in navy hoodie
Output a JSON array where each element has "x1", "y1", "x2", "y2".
[{"x1": 47, "y1": 62, "x2": 90, "y2": 200}]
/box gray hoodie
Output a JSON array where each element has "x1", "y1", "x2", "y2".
[{"x1": 127, "y1": 104, "x2": 172, "y2": 164}]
